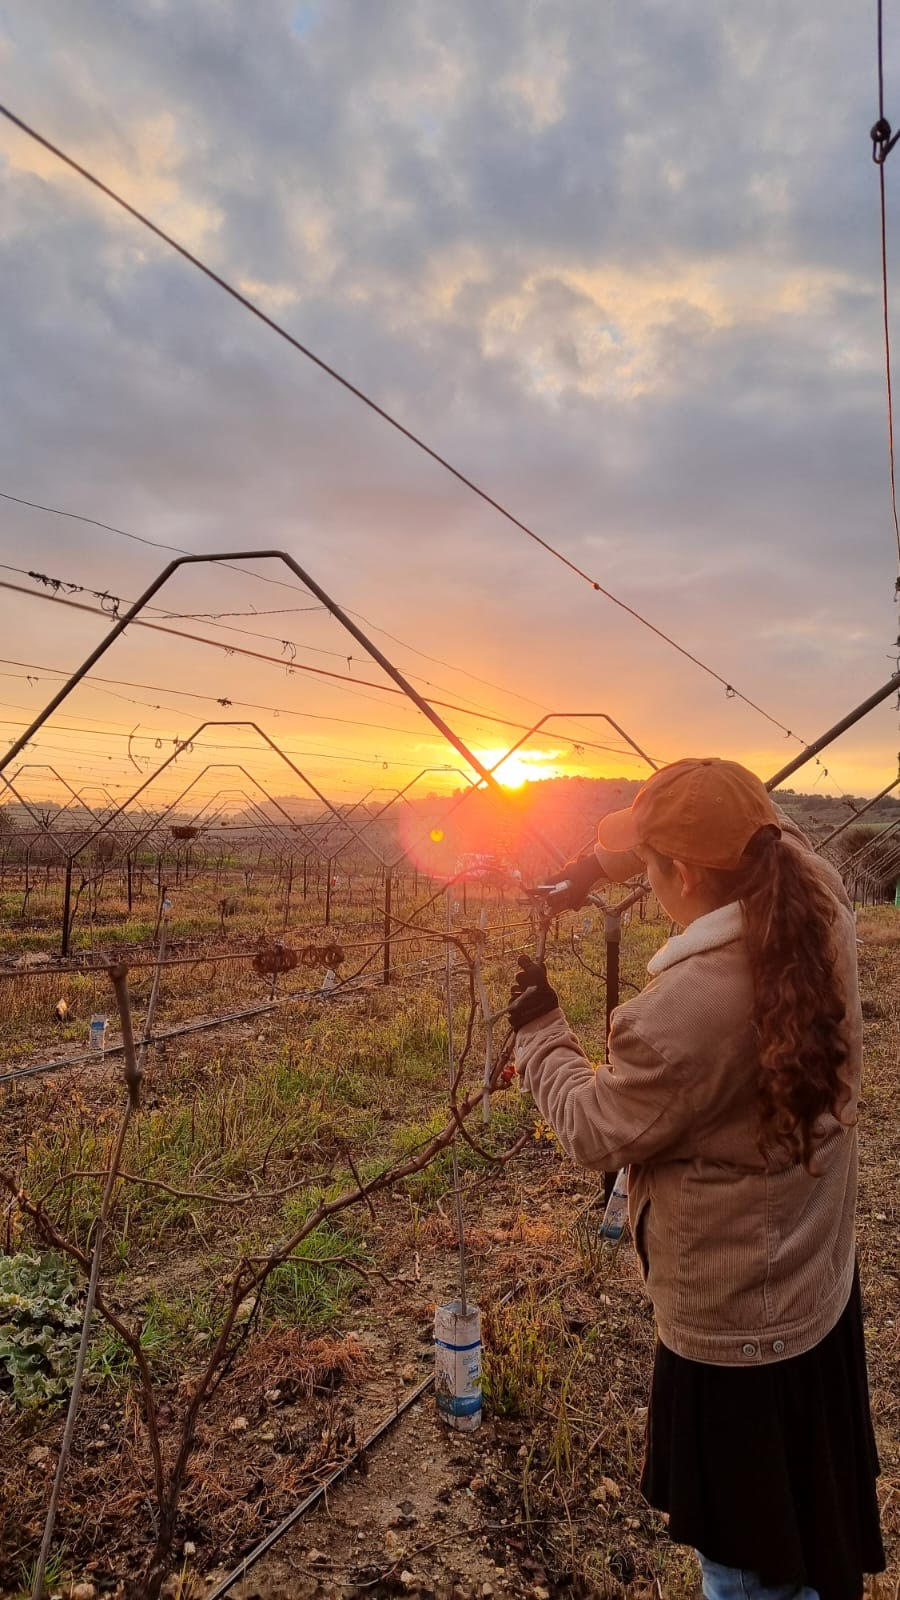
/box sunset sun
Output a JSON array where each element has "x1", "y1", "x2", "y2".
[{"x1": 476, "y1": 747, "x2": 562, "y2": 788}]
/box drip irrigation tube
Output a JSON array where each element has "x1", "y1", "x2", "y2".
[
  {"x1": 0, "y1": 950, "x2": 467, "y2": 1087},
  {"x1": 203, "y1": 1283, "x2": 520, "y2": 1600}
]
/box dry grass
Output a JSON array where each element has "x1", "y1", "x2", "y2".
[{"x1": 0, "y1": 892, "x2": 896, "y2": 1598}]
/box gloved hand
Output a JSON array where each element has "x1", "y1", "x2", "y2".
[
  {"x1": 508, "y1": 955, "x2": 559, "y2": 1030},
  {"x1": 525, "y1": 849, "x2": 606, "y2": 913}
]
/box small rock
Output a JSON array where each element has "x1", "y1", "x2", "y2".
[
  {"x1": 183, "y1": 1541, "x2": 196, "y2": 1556},
  {"x1": 229, "y1": 1416, "x2": 248, "y2": 1433},
  {"x1": 307, "y1": 1549, "x2": 326, "y2": 1565},
  {"x1": 71, "y1": 1585, "x2": 96, "y2": 1600},
  {"x1": 533, "y1": 1588, "x2": 551, "y2": 1599},
  {"x1": 481, "y1": 1585, "x2": 494, "y2": 1597},
  {"x1": 468, "y1": 1475, "x2": 486, "y2": 1492},
  {"x1": 264, "y1": 1388, "x2": 281, "y2": 1403},
  {"x1": 400, "y1": 1364, "x2": 417, "y2": 1383},
  {"x1": 27, "y1": 1445, "x2": 50, "y2": 1467},
  {"x1": 257, "y1": 1430, "x2": 275, "y2": 1442}
]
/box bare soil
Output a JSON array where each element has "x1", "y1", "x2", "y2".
[{"x1": 1, "y1": 909, "x2": 897, "y2": 1600}]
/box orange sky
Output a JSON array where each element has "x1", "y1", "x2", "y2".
[
  {"x1": 1, "y1": 4, "x2": 899, "y2": 812},
  {"x1": 2, "y1": 571, "x2": 895, "y2": 818}
]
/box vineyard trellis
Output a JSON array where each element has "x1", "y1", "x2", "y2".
[{"x1": 1, "y1": 549, "x2": 898, "y2": 1599}]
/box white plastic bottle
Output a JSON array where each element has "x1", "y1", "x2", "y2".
[
  {"x1": 89, "y1": 1015, "x2": 108, "y2": 1053},
  {"x1": 598, "y1": 1167, "x2": 629, "y2": 1242},
  {"x1": 433, "y1": 1300, "x2": 482, "y2": 1431}
]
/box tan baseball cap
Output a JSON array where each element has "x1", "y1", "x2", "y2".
[{"x1": 596, "y1": 757, "x2": 780, "y2": 871}]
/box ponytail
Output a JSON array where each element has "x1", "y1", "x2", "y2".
[{"x1": 712, "y1": 828, "x2": 855, "y2": 1170}]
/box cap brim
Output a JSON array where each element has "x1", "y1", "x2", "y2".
[{"x1": 596, "y1": 805, "x2": 642, "y2": 854}]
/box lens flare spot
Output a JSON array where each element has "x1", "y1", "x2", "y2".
[{"x1": 430, "y1": 827, "x2": 445, "y2": 843}]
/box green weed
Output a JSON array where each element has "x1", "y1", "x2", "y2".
[
  {"x1": 15, "y1": 1545, "x2": 68, "y2": 1600},
  {"x1": 0, "y1": 1253, "x2": 82, "y2": 1409}
]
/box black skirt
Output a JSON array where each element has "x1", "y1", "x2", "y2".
[{"x1": 641, "y1": 1269, "x2": 885, "y2": 1600}]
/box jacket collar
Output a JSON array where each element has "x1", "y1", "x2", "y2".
[{"x1": 647, "y1": 901, "x2": 743, "y2": 976}]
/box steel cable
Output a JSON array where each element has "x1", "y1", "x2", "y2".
[{"x1": 0, "y1": 102, "x2": 823, "y2": 748}]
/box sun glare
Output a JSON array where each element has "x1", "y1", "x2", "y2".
[{"x1": 476, "y1": 747, "x2": 561, "y2": 788}]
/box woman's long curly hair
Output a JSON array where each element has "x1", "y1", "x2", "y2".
[{"x1": 710, "y1": 826, "x2": 855, "y2": 1170}]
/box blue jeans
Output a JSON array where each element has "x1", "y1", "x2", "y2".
[{"x1": 698, "y1": 1553, "x2": 820, "y2": 1600}]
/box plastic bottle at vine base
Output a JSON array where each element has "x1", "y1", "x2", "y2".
[
  {"x1": 598, "y1": 1167, "x2": 629, "y2": 1242},
  {"x1": 89, "y1": 1014, "x2": 108, "y2": 1053},
  {"x1": 433, "y1": 1300, "x2": 482, "y2": 1432}
]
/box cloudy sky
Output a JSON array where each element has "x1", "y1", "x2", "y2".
[{"x1": 1, "y1": 0, "x2": 898, "y2": 817}]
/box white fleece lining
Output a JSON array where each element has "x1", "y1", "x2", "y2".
[{"x1": 647, "y1": 901, "x2": 744, "y2": 975}]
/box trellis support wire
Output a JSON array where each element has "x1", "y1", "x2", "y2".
[
  {"x1": 5, "y1": 549, "x2": 896, "y2": 875},
  {"x1": 764, "y1": 670, "x2": 900, "y2": 790},
  {"x1": 816, "y1": 765, "x2": 900, "y2": 851},
  {"x1": 496, "y1": 709, "x2": 658, "y2": 774},
  {"x1": 0, "y1": 550, "x2": 569, "y2": 869}
]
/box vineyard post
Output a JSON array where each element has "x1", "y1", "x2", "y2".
[
  {"x1": 302, "y1": 854, "x2": 308, "y2": 900},
  {"x1": 325, "y1": 857, "x2": 333, "y2": 926},
  {"x1": 475, "y1": 907, "x2": 492, "y2": 1124},
  {"x1": 126, "y1": 852, "x2": 133, "y2": 916},
  {"x1": 383, "y1": 870, "x2": 392, "y2": 985},
  {"x1": 60, "y1": 856, "x2": 73, "y2": 957},
  {"x1": 602, "y1": 907, "x2": 622, "y2": 1206},
  {"x1": 284, "y1": 855, "x2": 294, "y2": 932}
]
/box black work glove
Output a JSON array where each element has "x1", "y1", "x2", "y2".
[
  {"x1": 508, "y1": 955, "x2": 559, "y2": 1031},
  {"x1": 525, "y1": 848, "x2": 606, "y2": 913}
]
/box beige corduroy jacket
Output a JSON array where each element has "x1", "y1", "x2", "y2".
[{"x1": 514, "y1": 837, "x2": 861, "y2": 1366}]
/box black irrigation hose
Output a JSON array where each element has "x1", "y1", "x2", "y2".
[
  {"x1": 0, "y1": 950, "x2": 466, "y2": 1087},
  {"x1": 0, "y1": 1000, "x2": 289, "y2": 1085},
  {"x1": 203, "y1": 1283, "x2": 521, "y2": 1600}
]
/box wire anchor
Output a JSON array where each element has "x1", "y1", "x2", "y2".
[{"x1": 871, "y1": 117, "x2": 900, "y2": 163}]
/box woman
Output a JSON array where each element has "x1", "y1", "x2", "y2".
[{"x1": 508, "y1": 758, "x2": 884, "y2": 1600}]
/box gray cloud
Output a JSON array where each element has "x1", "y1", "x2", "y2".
[{"x1": 0, "y1": 0, "x2": 898, "y2": 794}]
